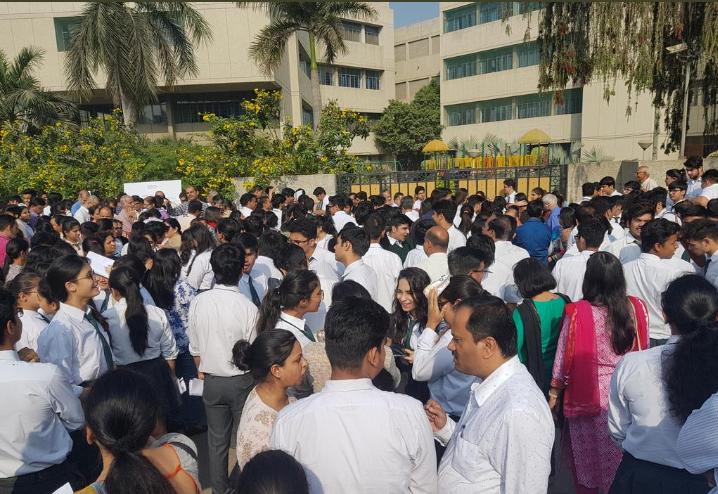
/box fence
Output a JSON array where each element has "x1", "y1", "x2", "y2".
[{"x1": 336, "y1": 163, "x2": 567, "y2": 200}]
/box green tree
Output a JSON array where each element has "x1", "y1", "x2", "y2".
[
  {"x1": 374, "y1": 79, "x2": 441, "y2": 168},
  {"x1": 65, "y1": 1, "x2": 212, "y2": 127},
  {"x1": 536, "y1": 3, "x2": 718, "y2": 155},
  {"x1": 237, "y1": 2, "x2": 376, "y2": 128},
  {"x1": 0, "y1": 47, "x2": 77, "y2": 132}
]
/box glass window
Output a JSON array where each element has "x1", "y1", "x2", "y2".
[
  {"x1": 445, "y1": 55, "x2": 477, "y2": 80},
  {"x1": 408, "y1": 38, "x2": 430, "y2": 59},
  {"x1": 341, "y1": 21, "x2": 362, "y2": 43},
  {"x1": 478, "y1": 48, "x2": 513, "y2": 74},
  {"x1": 519, "y1": 2, "x2": 543, "y2": 14},
  {"x1": 319, "y1": 66, "x2": 333, "y2": 86},
  {"x1": 365, "y1": 70, "x2": 380, "y2": 90},
  {"x1": 365, "y1": 25, "x2": 380, "y2": 45},
  {"x1": 479, "y1": 98, "x2": 513, "y2": 122},
  {"x1": 517, "y1": 93, "x2": 551, "y2": 119},
  {"x1": 138, "y1": 103, "x2": 167, "y2": 125},
  {"x1": 447, "y1": 104, "x2": 477, "y2": 126},
  {"x1": 517, "y1": 42, "x2": 540, "y2": 67},
  {"x1": 554, "y1": 88, "x2": 583, "y2": 115},
  {"x1": 394, "y1": 44, "x2": 406, "y2": 62},
  {"x1": 174, "y1": 92, "x2": 250, "y2": 123},
  {"x1": 302, "y1": 104, "x2": 313, "y2": 126},
  {"x1": 54, "y1": 17, "x2": 81, "y2": 52},
  {"x1": 444, "y1": 4, "x2": 477, "y2": 33},
  {"x1": 298, "y1": 48, "x2": 311, "y2": 78},
  {"x1": 339, "y1": 68, "x2": 361, "y2": 88},
  {"x1": 479, "y1": 2, "x2": 514, "y2": 24}
]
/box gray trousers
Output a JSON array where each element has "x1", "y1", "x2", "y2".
[{"x1": 203, "y1": 373, "x2": 254, "y2": 494}]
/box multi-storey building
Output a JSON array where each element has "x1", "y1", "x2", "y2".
[{"x1": 394, "y1": 18, "x2": 440, "y2": 101}]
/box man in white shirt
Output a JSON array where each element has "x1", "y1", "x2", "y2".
[
  {"x1": 313, "y1": 186, "x2": 330, "y2": 212},
  {"x1": 405, "y1": 218, "x2": 432, "y2": 269},
  {"x1": 623, "y1": 219, "x2": 693, "y2": 346},
  {"x1": 272, "y1": 298, "x2": 437, "y2": 493},
  {"x1": 175, "y1": 199, "x2": 203, "y2": 232},
  {"x1": 692, "y1": 168, "x2": 718, "y2": 207},
  {"x1": 599, "y1": 176, "x2": 623, "y2": 197},
  {"x1": 417, "y1": 226, "x2": 450, "y2": 283},
  {"x1": 432, "y1": 200, "x2": 465, "y2": 253},
  {"x1": 608, "y1": 275, "x2": 714, "y2": 491},
  {"x1": 425, "y1": 295, "x2": 554, "y2": 493},
  {"x1": 329, "y1": 195, "x2": 357, "y2": 232},
  {"x1": 604, "y1": 201, "x2": 655, "y2": 263},
  {"x1": 503, "y1": 178, "x2": 517, "y2": 203},
  {"x1": 413, "y1": 186, "x2": 426, "y2": 212},
  {"x1": 236, "y1": 233, "x2": 269, "y2": 307},
  {"x1": 381, "y1": 214, "x2": 414, "y2": 264},
  {"x1": 553, "y1": 218, "x2": 606, "y2": 301},
  {"x1": 363, "y1": 214, "x2": 402, "y2": 313},
  {"x1": 453, "y1": 238, "x2": 521, "y2": 304},
  {"x1": 334, "y1": 225, "x2": 378, "y2": 301},
  {"x1": 637, "y1": 165, "x2": 658, "y2": 191},
  {"x1": 681, "y1": 219, "x2": 718, "y2": 289},
  {"x1": 188, "y1": 244, "x2": 258, "y2": 494},
  {"x1": 72, "y1": 194, "x2": 98, "y2": 224},
  {"x1": 684, "y1": 156, "x2": 704, "y2": 199},
  {"x1": 486, "y1": 215, "x2": 529, "y2": 270},
  {"x1": 0, "y1": 291, "x2": 84, "y2": 493},
  {"x1": 238, "y1": 192, "x2": 258, "y2": 218}
]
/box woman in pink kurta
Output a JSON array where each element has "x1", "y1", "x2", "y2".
[{"x1": 549, "y1": 252, "x2": 648, "y2": 494}]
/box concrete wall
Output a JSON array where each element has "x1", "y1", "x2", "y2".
[
  {"x1": 233, "y1": 173, "x2": 337, "y2": 200},
  {"x1": 394, "y1": 18, "x2": 440, "y2": 101}
]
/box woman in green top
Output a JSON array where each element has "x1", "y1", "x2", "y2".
[{"x1": 512, "y1": 257, "x2": 568, "y2": 393}]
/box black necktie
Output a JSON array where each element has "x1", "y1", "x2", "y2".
[
  {"x1": 705, "y1": 258, "x2": 712, "y2": 275},
  {"x1": 247, "y1": 275, "x2": 261, "y2": 307},
  {"x1": 85, "y1": 313, "x2": 114, "y2": 370},
  {"x1": 302, "y1": 324, "x2": 316, "y2": 343}
]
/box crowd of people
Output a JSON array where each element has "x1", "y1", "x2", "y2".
[{"x1": 1, "y1": 155, "x2": 718, "y2": 494}]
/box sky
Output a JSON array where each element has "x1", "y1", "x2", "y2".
[{"x1": 390, "y1": 2, "x2": 439, "y2": 27}]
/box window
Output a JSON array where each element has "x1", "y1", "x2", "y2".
[
  {"x1": 431, "y1": 35, "x2": 440, "y2": 55},
  {"x1": 478, "y1": 47, "x2": 513, "y2": 74},
  {"x1": 408, "y1": 38, "x2": 429, "y2": 59},
  {"x1": 394, "y1": 44, "x2": 406, "y2": 62},
  {"x1": 138, "y1": 103, "x2": 167, "y2": 125},
  {"x1": 554, "y1": 88, "x2": 583, "y2": 115},
  {"x1": 517, "y1": 93, "x2": 551, "y2": 119},
  {"x1": 340, "y1": 21, "x2": 362, "y2": 42},
  {"x1": 447, "y1": 104, "x2": 477, "y2": 126},
  {"x1": 365, "y1": 25, "x2": 380, "y2": 45},
  {"x1": 444, "y1": 4, "x2": 477, "y2": 33},
  {"x1": 480, "y1": 98, "x2": 512, "y2": 122},
  {"x1": 319, "y1": 66, "x2": 333, "y2": 86},
  {"x1": 54, "y1": 17, "x2": 81, "y2": 52},
  {"x1": 479, "y1": 2, "x2": 514, "y2": 24},
  {"x1": 518, "y1": 42, "x2": 540, "y2": 67},
  {"x1": 302, "y1": 104, "x2": 314, "y2": 126},
  {"x1": 396, "y1": 83, "x2": 408, "y2": 100},
  {"x1": 174, "y1": 92, "x2": 248, "y2": 123},
  {"x1": 446, "y1": 55, "x2": 477, "y2": 80},
  {"x1": 339, "y1": 68, "x2": 361, "y2": 88},
  {"x1": 298, "y1": 48, "x2": 311, "y2": 78},
  {"x1": 365, "y1": 70, "x2": 380, "y2": 90},
  {"x1": 79, "y1": 105, "x2": 113, "y2": 126},
  {"x1": 519, "y1": 2, "x2": 544, "y2": 14}
]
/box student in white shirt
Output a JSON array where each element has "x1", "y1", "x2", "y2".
[
  {"x1": 413, "y1": 186, "x2": 426, "y2": 212},
  {"x1": 329, "y1": 195, "x2": 357, "y2": 232},
  {"x1": 313, "y1": 186, "x2": 330, "y2": 212},
  {"x1": 401, "y1": 196, "x2": 419, "y2": 222},
  {"x1": 363, "y1": 214, "x2": 403, "y2": 313},
  {"x1": 553, "y1": 218, "x2": 606, "y2": 301},
  {"x1": 255, "y1": 230, "x2": 285, "y2": 284},
  {"x1": 403, "y1": 219, "x2": 430, "y2": 269},
  {"x1": 238, "y1": 192, "x2": 258, "y2": 218},
  {"x1": 417, "y1": 226, "x2": 450, "y2": 283},
  {"x1": 187, "y1": 244, "x2": 258, "y2": 494},
  {"x1": 623, "y1": 219, "x2": 693, "y2": 346},
  {"x1": 692, "y1": 168, "x2": 718, "y2": 207},
  {"x1": 599, "y1": 176, "x2": 623, "y2": 197},
  {"x1": 459, "y1": 237, "x2": 521, "y2": 304},
  {"x1": 503, "y1": 178, "x2": 517, "y2": 203},
  {"x1": 604, "y1": 201, "x2": 655, "y2": 263},
  {"x1": 235, "y1": 232, "x2": 269, "y2": 307},
  {"x1": 486, "y1": 215, "x2": 529, "y2": 270},
  {"x1": 271, "y1": 297, "x2": 437, "y2": 494},
  {"x1": 425, "y1": 294, "x2": 554, "y2": 493},
  {"x1": 334, "y1": 225, "x2": 379, "y2": 301},
  {"x1": 179, "y1": 224, "x2": 215, "y2": 291},
  {"x1": 684, "y1": 219, "x2": 718, "y2": 290},
  {"x1": 432, "y1": 200, "x2": 466, "y2": 253},
  {"x1": 0, "y1": 289, "x2": 84, "y2": 493},
  {"x1": 103, "y1": 266, "x2": 179, "y2": 418},
  {"x1": 9, "y1": 271, "x2": 50, "y2": 352},
  {"x1": 609, "y1": 275, "x2": 717, "y2": 492},
  {"x1": 684, "y1": 156, "x2": 704, "y2": 199}
]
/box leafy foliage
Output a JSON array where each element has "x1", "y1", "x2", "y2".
[{"x1": 374, "y1": 79, "x2": 442, "y2": 169}]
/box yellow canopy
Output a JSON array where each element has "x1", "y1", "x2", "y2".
[
  {"x1": 422, "y1": 139, "x2": 450, "y2": 153},
  {"x1": 518, "y1": 129, "x2": 551, "y2": 144}
]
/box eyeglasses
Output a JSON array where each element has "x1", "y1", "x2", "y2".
[{"x1": 71, "y1": 273, "x2": 95, "y2": 283}]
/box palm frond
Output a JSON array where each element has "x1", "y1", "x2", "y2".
[
  {"x1": 249, "y1": 19, "x2": 301, "y2": 74},
  {"x1": 323, "y1": 2, "x2": 377, "y2": 22},
  {"x1": 8, "y1": 46, "x2": 45, "y2": 83}
]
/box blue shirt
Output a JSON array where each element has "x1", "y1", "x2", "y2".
[
  {"x1": 546, "y1": 207, "x2": 561, "y2": 241},
  {"x1": 70, "y1": 200, "x2": 82, "y2": 215},
  {"x1": 513, "y1": 218, "x2": 551, "y2": 265}
]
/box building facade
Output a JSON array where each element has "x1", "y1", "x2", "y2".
[
  {"x1": 394, "y1": 18, "x2": 440, "y2": 101},
  {"x1": 0, "y1": 1, "x2": 394, "y2": 159}
]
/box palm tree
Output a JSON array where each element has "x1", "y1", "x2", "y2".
[
  {"x1": 0, "y1": 47, "x2": 78, "y2": 132},
  {"x1": 238, "y1": 2, "x2": 376, "y2": 128},
  {"x1": 65, "y1": 1, "x2": 212, "y2": 128}
]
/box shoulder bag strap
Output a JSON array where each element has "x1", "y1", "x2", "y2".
[{"x1": 517, "y1": 299, "x2": 546, "y2": 392}]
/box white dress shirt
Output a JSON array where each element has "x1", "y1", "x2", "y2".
[
  {"x1": 14, "y1": 309, "x2": 49, "y2": 351},
  {"x1": 505, "y1": 192, "x2": 517, "y2": 203},
  {"x1": 271, "y1": 378, "x2": 437, "y2": 494},
  {"x1": 608, "y1": 337, "x2": 684, "y2": 468},
  {"x1": 0, "y1": 351, "x2": 84, "y2": 477},
  {"x1": 332, "y1": 210, "x2": 357, "y2": 232},
  {"x1": 239, "y1": 269, "x2": 269, "y2": 305},
  {"x1": 341, "y1": 259, "x2": 378, "y2": 301},
  {"x1": 700, "y1": 183, "x2": 718, "y2": 201},
  {"x1": 103, "y1": 298, "x2": 178, "y2": 365},
  {"x1": 38, "y1": 302, "x2": 113, "y2": 394},
  {"x1": 275, "y1": 312, "x2": 314, "y2": 349},
  {"x1": 677, "y1": 391, "x2": 718, "y2": 491},
  {"x1": 255, "y1": 255, "x2": 284, "y2": 281},
  {"x1": 363, "y1": 244, "x2": 402, "y2": 312},
  {"x1": 405, "y1": 210, "x2": 420, "y2": 222},
  {"x1": 417, "y1": 253, "x2": 449, "y2": 283},
  {"x1": 73, "y1": 205, "x2": 91, "y2": 224},
  {"x1": 686, "y1": 177, "x2": 703, "y2": 199},
  {"x1": 182, "y1": 250, "x2": 214, "y2": 291},
  {"x1": 315, "y1": 235, "x2": 333, "y2": 251},
  {"x1": 481, "y1": 261, "x2": 522, "y2": 304},
  {"x1": 604, "y1": 232, "x2": 640, "y2": 262},
  {"x1": 447, "y1": 226, "x2": 467, "y2": 253},
  {"x1": 239, "y1": 206, "x2": 254, "y2": 218},
  {"x1": 704, "y1": 251, "x2": 718, "y2": 290},
  {"x1": 436, "y1": 357, "x2": 554, "y2": 494},
  {"x1": 608, "y1": 221, "x2": 626, "y2": 242},
  {"x1": 640, "y1": 177, "x2": 658, "y2": 192},
  {"x1": 623, "y1": 253, "x2": 693, "y2": 340},
  {"x1": 413, "y1": 327, "x2": 476, "y2": 417},
  {"x1": 308, "y1": 246, "x2": 343, "y2": 283},
  {"x1": 404, "y1": 245, "x2": 428, "y2": 268},
  {"x1": 494, "y1": 240, "x2": 530, "y2": 271},
  {"x1": 413, "y1": 199, "x2": 423, "y2": 211},
  {"x1": 552, "y1": 250, "x2": 596, "y2": 301},
  {"x1": 188, "y1": 285, "x2": 258, "y2": 376}
]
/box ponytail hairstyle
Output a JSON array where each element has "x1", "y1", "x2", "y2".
[
  {"x1": 255, "y1": 270, "x2": 320, "y2": 334},
  {"x1": 457, "y1": 204, "x2": 474, "y2": 235},
  {"x1": 3, "y1": 236, "x2": 28, "y2": 276},
  {"x1": 109, "y1": 266, "x2": 149, "y2": 357},
  {"x1": 84, "y1": 369, "x2": 174, "y2": 494},
  {"x1": 232, "y1": 328, "x2": 297, "y2": 380},
  {"x1": 7, "y1": 271, "x2": 41, "y2": 298}
]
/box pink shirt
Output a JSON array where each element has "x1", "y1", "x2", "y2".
[{"x1": 0, "y1": 233, "x2": 10, "y2": 266}]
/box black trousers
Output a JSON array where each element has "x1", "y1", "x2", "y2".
[
  {"x1": 609, "y1": 452, "x2": 711, "y2": 494},
  {"x1": 0, "y1": 462, "x2": 72, "y2": 494}
]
